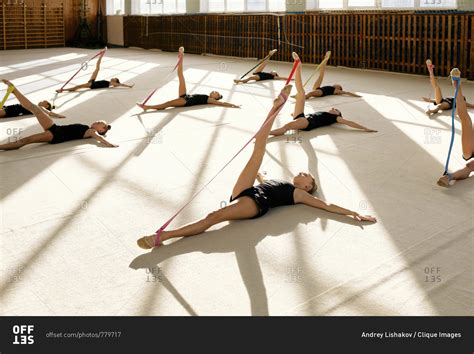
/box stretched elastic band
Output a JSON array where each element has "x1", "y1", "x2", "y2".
[
  {"x1": 444, "y1": 73, "x2": 461, "y2": 175},
  {"x1": 0, "y1": 84, "x2": 15, "y2": 109},
  {"x1": 141, "y1": 54, "x2": 183, "y2": 105},
  {"x1": 239, "y1": 52, "x2": 274, "y2": 80},
  {"x1": 59, "y1": 48, "x2": 107, "y2": 91},
  {"x1": 154, "y1": 60, "x2": 300, "y2": 240}
]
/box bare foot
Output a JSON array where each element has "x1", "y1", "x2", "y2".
[
  {"x1": 269, "y1": 49, "x2": 278, "y2": 56},
  {"x1": 426, "y1": 59, "x2": 434, "y2": 75},
  {"x1": 233, "y1": 79, "x2": 241, "y2": 84},
  {"x1": 56, "y1": 89, "x2": 64, "y2": 93},
  {"x1": 450, "y1": 68, "x2": 461, "y2": 87},
  {"x1": 320, "y1": 51, "x2": 331, "y2": 65},
  {"x1": 292, "y1": 52, "x2": 300, "y2": 61},
  {"x1": 179, "y1": 46, "x2": 185, "y2": 55}
]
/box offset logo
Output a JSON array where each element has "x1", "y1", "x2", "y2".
[{"x1": 13, "y1": 325, "x2": 34, "y2": 345}]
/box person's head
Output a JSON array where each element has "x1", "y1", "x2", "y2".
[
  {"x1": 110, "y1": 78, "x2": 120, "y2": 84},
  {"x1": 293, "y1": 172, "x2": 317, "y2": 194},
  {"x1": 333, "y1": 84, "x2": 343, "y2": 91},
  {"x1": 328, "y1": 107, "x2": 342, "y2": 117},
  {"x1": 271, "y1": 70, "x2": 278, "y2": 77},
  {"x1": 91, "y1": 120, "x2": 111, "y2": 136},
  {"x1": 38, "y1": 100, "x2": 53, "y2": 111},
  {"x1": 209, "y1": 91, "x2": 222, "y2": 100}
]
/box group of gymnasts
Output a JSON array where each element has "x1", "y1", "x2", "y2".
[{"x1": 1, "y1": 48, "x2": 472, "y2": 250}]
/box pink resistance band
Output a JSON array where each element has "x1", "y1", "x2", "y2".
[
  {"x1": 58, "y1": 47, "x2": 107, "y2": 91},
  {"x1": 154, "y1": 59, "x2": 300, "y2": 245},
  {"x1": 141, "y1": 54, "x2": 184, "y2": 105}
]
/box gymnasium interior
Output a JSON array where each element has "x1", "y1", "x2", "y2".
[{"x1": 0, "y1": 0, "x2": 473, "y2": 316}]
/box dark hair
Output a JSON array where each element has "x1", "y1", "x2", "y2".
[
  {"x1": 113, "y1": 78, "x2": 120, "y2": 84},
  {"x1": 218, "y1": 94, "x2": 223, "y2": 100},
  {"x1": 45, "y1": 101, "x2": 52, "y2": 111},
  {"x1": 98, "y1": 124, "x2": 111, "y2": 136}
]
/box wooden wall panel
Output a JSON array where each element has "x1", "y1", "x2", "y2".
[{"x1": 122, "y1": 12, "x2": 473, "y2": 79}]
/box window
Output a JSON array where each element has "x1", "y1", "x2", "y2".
[
  {"x1": 318, "y1": 0, "x2": 344, "y2": 9},
  {"x1": 381, "y1": 0, "x2": 414, "y2": 7},
  {"x1": 419, "y1": 0, "x2": 457, "y2": 8},
  {"x1": 202, "y1": 0, "x2": 285, "y2": 13},
  {"x1": 348, "y1": 0, "x2": 375, "y2": 6},
  {"x1": 106, "y1": 0, "x2": 125, "y2": 15},
  {"x1": 131, "y1": 0, "x2": 186, "y2": 15}
]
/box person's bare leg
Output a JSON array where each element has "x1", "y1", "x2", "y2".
[
  {"x1": 253, "y1": 49, "x2": 277, "y2": 74},
  {"x1": 58, "y1": 83, "x2": 91, "y2": 93},
  {"x1": 270, "y1": 119, "x2": 309, "y2": 136},
  {"x1": 336, "y1": 117, "x2": 377, "y2": 132},
  {"x1": 311, "y1": 51, "x2": 331, "y2": 91},
  {"x1": 452, "y1": 70, "x2": 474, "y2": 159},
  {"x1": 137, "y1": 97, "x2": 185, "y2": 111},
  {"x1": 0, "y1": 132, "x2": 52, "y2": 150},
  {"x1": 89, "y1": 52, "x2": 105, "y2": 82},
  {"x1": 437, "y1": 161, "x2": 474, "y2": 187},
  {"x1": 426, "y1": 59, "x2": 443, "y2": 104},
  {"x1": 5, "y1": 81, "x2": 54, "y2": 130},
  {"x1": 234, "y1": 75, "x2": 259, "y2": 84},
  {"x1": 177, "y1": 47, "x2": 186, "y2": 97}
]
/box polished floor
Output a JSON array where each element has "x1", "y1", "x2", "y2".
[{"x1": 0, "y1": 47, "x2": 472, "y2": 315}]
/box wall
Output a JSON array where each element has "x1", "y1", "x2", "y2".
[
  {"x1": 2, "y1": 0, "x2": 103, "y2": 45},
  {"x1": 123, "y1": 12, "x2": 474, "y2": 80}
]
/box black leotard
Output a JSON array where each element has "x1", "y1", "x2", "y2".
[
  {"x1": 180, "y1": 94, "x2": 209, "y2": 107},
  {"x1": 317, "y1": 86, "x2": 336, "y2": 96},
  {"x1": 294, "y1": 111, "x2": 339, "y2": 131},
  {"x1": 255, "y1": 72, "x2": 276, "y2": 81},
  {"x1": 3, "y1": 104, "x2": 32, "y2": 118},
  {"x1": 89, "y1": 80, "x2": 110, "y2": 89},
  {"x1": 230, "y1": 179, "x2": 295, "y2": 218},
  {"x1": 48, "y1": 124, "x2": 89, "y2": 144},
  {"x1": 441, "y1": 96, "x2": 466, "y2": 110}
]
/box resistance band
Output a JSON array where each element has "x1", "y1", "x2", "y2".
[
  {"x1": 239, "y1": 51, "x2": 276, "y2": 80},
  {"x1": 140, "y1": 53, "x2": 183, "y2": 105},
  {"x1": 303, "y1": 52, "x2": 331, "y2": 88},
  {"x1": 58, "y1": 47, "x2": 107, "y2": 91},
  {"x1": 154, "y1": 59, "x2": 300, "y2": 245},
  {"x1": 0, "y1": 84, "x2": 15, "y2": 109},
  {"x1": 443, "y1": 68, "x2": 461, "y2": 175}
]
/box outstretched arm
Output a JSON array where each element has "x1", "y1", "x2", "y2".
[
  {"x1": 112, "y1": 82, "x2": 134, "y2": 89},
  {"x1": 339, "y1": 90, "x2": 361, "y2": 98},
  {"x1": 465, "y1": 102, "x2": 474, "y2": 109},
  {"x1": 337, "y1": 117, "x2": 377, "y2": 132},
  {"x1": 294, "y1": 189, "x2": 377, "y2": 222},
  {"x1": 209, "y1": 99, "x2": 240, "y2": 108},
  {"x1": 84, "y1": 129, "x2": 118, "y2": 147}
]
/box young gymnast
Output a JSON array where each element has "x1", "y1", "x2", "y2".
[
  {"x1": 269, "y1": 56, "x2": 377, "y2": 137},
  {"x1": 136, "y1": 53, "x2": 376, "y2": 250},
  {"x1": 1, "y1": 100, "x2": 64, "y2": 119},
  {"x1": 0, "y1": 80, "x2": 117, "y2": 150},
  {"x1": 304, "y1": 51, "x2": 361, "y2": 99},
  {"x1": 56, "y1": 49, "x2": 134, "y2": 93},
  {"x1": 437, "y1": 69, "x2": 474, "y2": 187},
  {"x1": 137, "y1": 47, "x2": 239, "y2": 111},
  {"x1": 233, "y1": 49, "x2": 289, "y2": 84},
  {"x1": 423, "y1": 59, "x2": 474, "y2": 116}
]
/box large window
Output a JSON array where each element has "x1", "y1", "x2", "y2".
[
  {"x1": 308, "y1": 0, "x2": 457, "y2": 9},
  {"x1": 106, "y1": 0, "x2": 125, "y2": 15},
  {"x1": 131, "y1": 0, "x2": 186, "y2": 15},
  {"x1": 202, "y1": 0, "x2": 285, "y2": 13}
]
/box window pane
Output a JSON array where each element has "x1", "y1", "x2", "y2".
[
  {"x1": 319, "y1": 0, "x2": 344, "y2": 9},
  {"x1": 381, "y1": 0, "x2": 414, "y2": 7},
  {"x1": 246, "y1": 0, "x2": 266, "y2": 12},
  {"x1": 268, "y1": 0, "x2": 285, "y2": 11},
  {"x1": 349, "y1": 0, "x2": 375, "y2": 6},
  {"x1": 208, "y1": 0, "x2": 225, "y2": 12},
  {"x1": 419, "y1": 0, "x2": 456, "y2": 7},
  {"x1": 227, "y1": 0, "x2": 245, "y2": 12}
]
